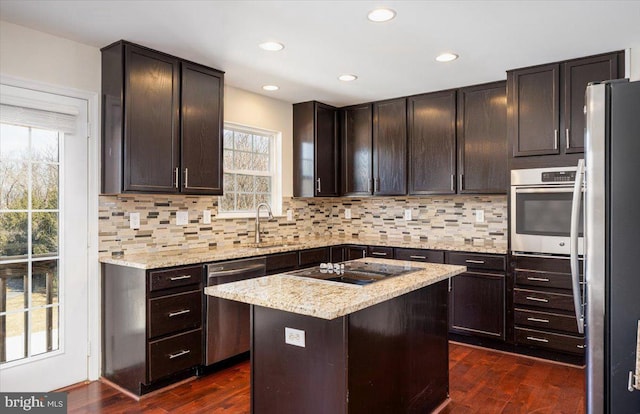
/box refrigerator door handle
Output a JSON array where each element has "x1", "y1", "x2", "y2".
[{"x1": 570, "y1": 158, "x2": 585, "y2": 334}]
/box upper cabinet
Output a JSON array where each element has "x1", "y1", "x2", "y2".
[
  {"x1": 101, "y1": 41, "x2": 224, "y2": 194},
  {"x1": 508, "y1": 51, "x2": 624, "y2": 168},
  {"x1": 407, "y1": 90, "x2": 457, "y2": 195},
  {"x1": 457, "y1": 81, "x2": 508, "y2": 194},
  {"x1": 293, "y1": 101, "x2": 339, "y2": 197},
  {"x1": 372, "y1": 98, "x2": 407, "y2": 195},
  {"x1": 342, "y1": 104, "x2": 373, "y2": 196}
]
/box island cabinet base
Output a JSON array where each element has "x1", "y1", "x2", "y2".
[{"x1": 251, "y1": 280, "x2": 449, "y2": 414}]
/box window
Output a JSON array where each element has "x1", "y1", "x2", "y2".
[{"x1": 218, "y1": 123, "x2": 281, "y2": 217}]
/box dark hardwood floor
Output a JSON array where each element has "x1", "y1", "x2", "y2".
[{"x1": 66, "y1": 343, "x2": 584, "y2": 413}]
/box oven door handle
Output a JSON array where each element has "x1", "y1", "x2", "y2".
[
  {"x1": 570, "y1": 158, "x2": 585, "y2": 334},
  {"x1": 513, "y1": 186, "x2": 575, "y2": 194}
]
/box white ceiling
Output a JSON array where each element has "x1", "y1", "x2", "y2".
[{"x1": 1, "y1": 1, "x2": 639, "y2": 107}]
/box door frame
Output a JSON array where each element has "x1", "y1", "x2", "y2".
[{"x1": 1, "y1": 74, "x2": 101, "y2": 383}]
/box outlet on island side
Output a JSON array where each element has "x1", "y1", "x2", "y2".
[{"x1": 284, "y1": 327, "x2": 305, "y2": 348}]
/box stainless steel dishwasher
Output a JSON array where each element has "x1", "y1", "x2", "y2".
[{"x1": 205, "y1": 256, "x2": 266, "y2": 366}]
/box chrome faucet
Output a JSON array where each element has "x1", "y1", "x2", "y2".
[{"x1": 255, "y1": 202, "x2": 274, "y2": 244}]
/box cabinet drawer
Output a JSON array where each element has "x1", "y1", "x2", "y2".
[
  {"x1": 446, "y1": 252, "x2": 505, "y2": 271},
  {"x1": 149, "y1": 265, "x2": 202, "y2": 292},
  {"x1": 514, "y1": 288, "x2": 575, "y2": 312},
  {"x1": 514, "y1": 308, "x2": 581, "y2": 334},
  {"x1": 346, "y1": 245, "x2": 368, "y2": 260},
  {"x1": 367, "y1": 246, "x2": 394, "y2": 259},
  {"x1": 515, "y1": 270, "x2": 573, "y2": 290},
  {"x1": 515, "y1": 327, "x2": 585, "y2": 355},
  {"x1": 148, "y1": 328, "x2": 202, "y2": 382},
  {"x1": 299, "y1": 247, "x2": 329, "y2": 267},
  {"x1": 148, "y1": 290, "x2": 202, "y2": 339},
  {"x1": 266, "y1": 252, "x2": 298, "y2": 274},
  {"x1": 394, "y1": 248, "x2": 444, "y2": 263}
]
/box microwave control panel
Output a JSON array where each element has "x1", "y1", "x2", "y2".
[{"x1": 541, "y1": 170, "x2": 576, "y2": 183}]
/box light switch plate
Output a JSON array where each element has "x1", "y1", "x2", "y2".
[
  {"x1": 129, "y1": 212, "x2": 140, "y2": 230},
  {"x1": 285, "y1": 327, "x2": 305, "y2": 348},
  {"x1": 476, "y1": 209, "x2": 485, "y2": 223},
  {"x1": 404, "y1": 209, "x2": 412, "y2": 221},
  {"x1": 203, "y1": 210, "x2": 211, "y2": 224},
  {"x1": 345, "y1": 208, "x2": 352, "y2": 219},
  {"x1": 176, "y1": 210, "x2": 189, "y2": 226},
  {"x1": 287, "y1": 209, "x2": 293, "y2": 221}
]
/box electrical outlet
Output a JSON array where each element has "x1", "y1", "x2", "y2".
[
  {"x1": 129, "y1": 212, "x2": 140, "y2": 230},
  {"x1": 404, "y1": 209, "x2": 412, "y2": 221},
  {"x1": 176, "y1": 210, "x2": 188, "y2": 226},
  {"x1": 345, "y1": 208, "x2": 352, "y2": 219},
  {"x1": 203, "y1": 210, "x2": 211, "y2": 224},
  {"x1": 284, "y1": 327, "x2": 305, "y2": 348},
  {"x1": 476, "y1": 209, "x2": 485, "y2": 223},
  {"x1": 286, "y1": 209, "x2": 293, "y2": 221}
]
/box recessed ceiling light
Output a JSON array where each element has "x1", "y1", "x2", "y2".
[
  {"x1": 338, "y1": 74, "x2": 358, "y2": 82},
  {"x1": 367, "y1": 8, "x2": 396, "y2": 22},
  {"x1": 262, "y1": 85, "x2": 279, "y2": 91},
  {"x1": 259, "y1": 41, "x2": 284, "y2": 52},
  {"x1": 436, "y1": 53, "x2": 459, "y2": 62}
]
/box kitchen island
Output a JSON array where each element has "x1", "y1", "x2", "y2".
[{"x1": 205, "y1": 258, "x2": 466, "y2": 414}]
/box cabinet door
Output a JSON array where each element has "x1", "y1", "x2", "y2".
[
  {"x1": 342, "y1": 104, "x2": 373, "y2": 196},
  {"x1": 181, "y1": 62, "x2": 224, "y2": 194},
  {"x1": 293, "y1": 102, "x2": 315, "y2": 197},
  {"x1": 407, "y1": 91, "x2": 456, "y2": 194},
  {"x1": 563, "y1": 53, "x2": 621, "y2": 153},
  {"x1": 457, "y1": 82, "x2": 508, "y2": 194},
  {"x1": 346, "y1": 245, "x2": 367, "y2": 260},
  {"x1": 315, "y1": 103, "x2": 339, "y2": 196},
  {"x1": 373, "y1": 98, "x2": 407, "y2": 195},
  {"x1": 509, "y1": 63, "x2": 560, "y2": 157},
  {"x1": 124, "y1": 45, "x2": 180, "y2": 192},
  {"x1": 450, "y1": 271, "x2": 505, "y2": 339}
]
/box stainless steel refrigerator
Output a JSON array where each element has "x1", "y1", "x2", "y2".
[{"x1": 573, "y1": 79, "x2": 640, "y2": 413}]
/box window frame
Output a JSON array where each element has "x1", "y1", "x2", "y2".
[{"x1": 217, "y1": 122, "x2": 282, "y2": 219}]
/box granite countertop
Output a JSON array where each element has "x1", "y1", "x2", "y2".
[
  {"x1": 204, "y1": 257, "x2": 466, "y2": 320},
  {"x1": 99, "y1": 236, "x2": 507, "y2": 269}
]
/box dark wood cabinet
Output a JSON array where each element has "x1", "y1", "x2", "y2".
[
  {"x1": 407, "y1": 90, "x2": 457, "y2": 194},
  {"x1": 180, "y1": 62, "x2": 223, "y2": 194},
  {"x1": 562, "y1": 53, "x2": 621, "y2": 153},
  {"x1": 101, "y1": 40, "x2": 224, "y2": 194},
  {"x1": 446, "y1": 252, "x2": 506, "y2": 340},
  {"x1": 457, "y1": 81, "x2": 508, "y2": 193},
  {"x1": 508, "y1": 51, "x2": 624, "y2": 168},
  {"x1": 512, "y1": 254, "x2": 585, "y2": 355},
  {"x1": 346, "y1": 245, "x2": 368, "y2": 260},
  {"x1": 341, "y1": 104, "x2": 373, "y2": 196},
  {"x1": 367, "y1": 246, "x2": 394, "y2": 259},
  {"x1": 373, "y1": 98, "x2": 407, "y2": 195},
  {"x1": 394, "y1": 248, "x2": 444, "y2": 263},
  {"x1": 293, "y1": 101, "x2": 339, "y2": 197},
  {"x1": 298, "y1": 247, "x2": 330, "y2": 267},
  {"x1": 103, "y1": 263, "x2": 204, "y2": 395}
]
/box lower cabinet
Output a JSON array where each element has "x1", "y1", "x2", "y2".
[
  {"x1": 446, "y1": 252, "x2": 506, "y2": 340},
  {"x1": 103, "y1": 263, "x2": 204, "y2": 395},
  {"x1": 346, "y1": 245, "x2": 368, "y2": 260}
]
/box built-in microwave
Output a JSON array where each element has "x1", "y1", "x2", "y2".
[{"x1": 510, "y1": 167, "x2": 584, "y2": 256}]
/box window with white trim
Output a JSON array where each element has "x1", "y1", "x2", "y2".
[{"x1": 218, "y1": 124, "x2": 281, "y2": 217}]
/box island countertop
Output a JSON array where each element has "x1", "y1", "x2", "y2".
[{"x1": 204, "y1": 257, "x2": 466, "y2": 320}]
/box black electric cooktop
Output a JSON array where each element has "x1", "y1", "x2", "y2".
[{"x1": 287, "y1": 261, "x2": 421, "y2": 286}]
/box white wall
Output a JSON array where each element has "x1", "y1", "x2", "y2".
[
  {"x1": 224, "y1": 86, "x2": 294, "y2": 197},
  {"x1": 0, "y1": 21, "x2": 101, "y2": 92}
]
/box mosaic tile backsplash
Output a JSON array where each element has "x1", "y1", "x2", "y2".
[{"x1": 98, "y1": 195, "x2": 507, "y2": 257}]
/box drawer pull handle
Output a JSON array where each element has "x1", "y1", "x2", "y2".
[
  {"x1": 466, "y1": 259, "x2": 485, "y2": 264},
  {"x1": 168, "y1": 349, "x2": 191, "y2": 359},
  {"x1": 527, "y1": 277, "x2": 550, "y2": 282},
  {"x1": 410, "y1": 255, "x2": 426, "y2": 260},
  {"x1": 168, "y1": 309, "x2": 191, "y2": 318},
  {"x1": 170, "y1": 275, "x2": 192, "y2": 281},
  {"x1": 577, "y1": 344, "x2": 586, "y2": 349},
  {"x1": 371, "y1": 252, "x2": 387, "y2": 256},
  {"x1": 527, "y1": 317, "x2": 550, "y2": 323},
  {"x1": 526, "y1": 296, "x2": 549, "y2": 303},
  {"x1": 526, "y1": 336, "x2": 549, "y2": 343}
]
